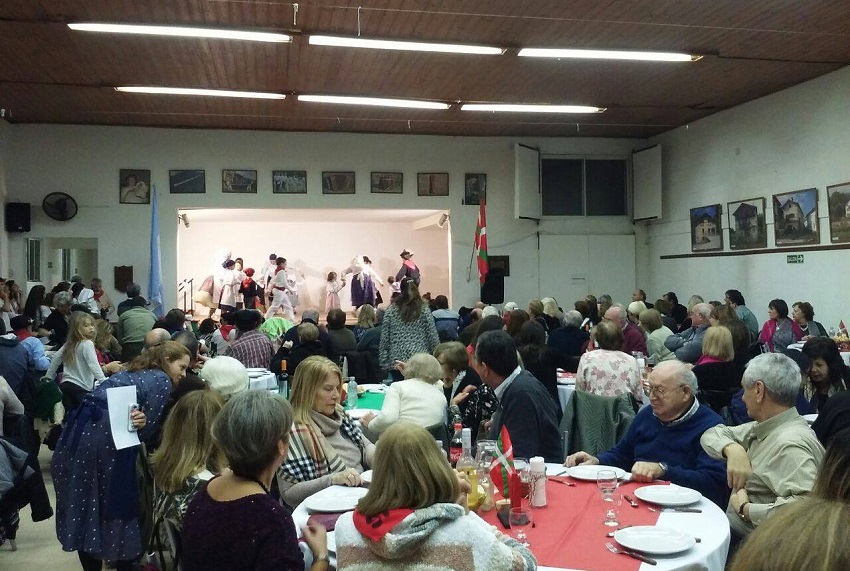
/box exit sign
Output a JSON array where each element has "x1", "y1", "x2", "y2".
[{"x1": 787, "y1": 254, "x2": 804, "y2": 264}]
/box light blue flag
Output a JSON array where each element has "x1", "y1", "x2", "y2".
[{"x1": 148, "y1": 186, "x2": 165, "y2": 318}]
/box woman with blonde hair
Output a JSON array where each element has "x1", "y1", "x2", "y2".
[
  {"x1": 278, "y1": 356, "x2": 375, "y2": 507},
  {"x1": 359, "y1": 353, "x2": 447, "y2": 433},
  {"x1": 639, "y1": 308, "x2": 676, "y2": 364},
  {"x1": 151, "y1": 390, "x2": 227, "y2": 534},
  {"x1": 335, "y1": 423, "x2": 537, "y2": 571},
  {"x1": 692, "y1": 326, "x2": 743, "y2": 412},
  {"x1": 353, "y1": 304, "x2": 376, "y2": 343},
  {"x1": 729, "y1": 497, "x2": 850, "y2": 571}
]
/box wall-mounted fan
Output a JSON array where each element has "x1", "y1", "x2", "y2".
[{"x1": 42, "y1": 192, "x2": 78, "y2": 221}]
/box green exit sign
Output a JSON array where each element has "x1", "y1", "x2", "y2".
[{"x1": 787, "y1": 254, "x2": 804, "y2": 264}]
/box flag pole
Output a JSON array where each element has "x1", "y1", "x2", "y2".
[{"x1": 466, "y1": 237, "x2": 477, "y2": 283}]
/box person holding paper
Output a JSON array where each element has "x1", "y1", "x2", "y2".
[{"x1": 51, "y1": 341, "x2": 191, "y2": 571}]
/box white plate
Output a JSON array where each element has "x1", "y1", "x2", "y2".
[
  {"x1": 346, "y1": 408, "x2": 380, "y2": 420},
  {"x1": 246, "y1": 368, "x2": 268, "y2": 373},
  {"x1": 614, "y1": 526, "x2": 695, "y2": 555},
  {"x1": 803, "y1": 414, "x2": 818, "y2": 424},
  {"x1": 566, "y1": 465, "x2": 627, "y2": 481},
  {"x1": 303, "y1": 487, "x2": 368, "y2": 513},
  {"x1": 634, "y1": 484, "x2": 702, "y2": 506},
  {"x1": 557, "y1": 378, "x2": 576, "y2": 385},
  {"x1": 360, "y1": 470, "x2": 373, "y2": 485}
]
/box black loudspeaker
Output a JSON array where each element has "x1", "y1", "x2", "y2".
[
  {"x1": 480, "y1": 268, "x2": 505, "y2": 304},
  {"x1": 5, "y1": 202, "x2": 31, "y2": 232}
]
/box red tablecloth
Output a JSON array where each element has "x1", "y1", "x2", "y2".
[{"x1": 480, "y1": 478, "x2": 660, "y2": 571}]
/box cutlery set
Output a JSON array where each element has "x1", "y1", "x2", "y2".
[
  {"x1": 606, "y1": 493, "x2": 700, "y2": 560},
  {"x1": 606, "y1": 542, "x2": 658, "y2": 565}
]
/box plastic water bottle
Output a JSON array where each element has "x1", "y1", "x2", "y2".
[
  {"x1": 346, "y1": 377, "x2": 358, "y2": 409},
  {"x1": 384, "y1": 369, "x2": 393, "y2": 386}
]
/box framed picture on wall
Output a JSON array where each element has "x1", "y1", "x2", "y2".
[
  {"x1": 273, "y1": 170, "x2": 307, "y2": 194},
  {"x1": 169, "y1": 170, "x2": 206, "y2": 194},
  {"x1": 772, "y1": 188, "x2": 820, "y2": 246},
  {"x1": 371, "y1": 172, "x2": 403, "y2": 194},
  {"x1": 119, "y1": 169, "x2": 151, "y2": 204},
  {"x1": 727, "y1": 197, "x2": 767, "y2": 249},
  {"x1": 417, "y1": 173, "x2": 449, "y2": 196},
  {"x1": 690, "y1": 204, "x2": 723, "y2": 252},
  {"x1": 826, "y1": 182, "x2": 850, "y2": 244},
  {"x1": 322, "y1": 171, "x2": 356, "y2": 194},
  {"x1": 222, "y1": 169, "x2": 258, "y2": 193},
  {"x1": 464, "y1": 173, "x2": 486, "y2": 205}
]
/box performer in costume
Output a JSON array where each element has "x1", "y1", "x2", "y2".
[
  {"x1": 342, "y1": 255, "x2": 384, "y2": 309},
  {"x1": 264, "y1": 257, "x2": 295, "y2": 321},
  {"x1": 395, "y1": 248, "x2": 420, "y2": 286}
]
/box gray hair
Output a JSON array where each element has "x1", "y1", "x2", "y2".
[
  {"x1": 687, "y1": 295, "x2": 705, "y2": 310},
  {"x1": 301, "y1": 308, "x2": 319, "y2": 323},
  {"x1": 54, "y1": 291, "x2": 72, "y2": 306},
  {"x1": 403, "y1": 352, "x2": 443, "y2": 383},
  {"x1": 692, "y1": 303, "x2": 713, "y2": 320},
  {"x1": 126, "y1": 282, "x2": 141, "y2": 297},
  {"x1": 742, "y1": 353, "x2": 801, "y2": 407},
  {"x1": 653, "y1": 360, "x2": 698, "y2": 392},
  {"x1": 482, "y1": 305, "x2": 500, "y2": 318},
  {"x1": 541, "y1": 297, "x2": 560, "y2": 317},
  {"x1": 212, "y1": 391, "x2": 293, "y2": 478},
  {"x1": 70, "y1": 275, "x2": 83, "y2": 284},
  {"x1": 563, "y1": 310, "x2": 583, "y2": 328},
  {"x1": 503, "y1": 302, "x2": 519, "y2": 312},
  {"x1": 599, "y1": 294, "x2": 613, "y2": 305},
  {"x1": 609, "y1": 304, "x2": 627, "y2": 321},
  {"x1": 627, "y1": 301, "x2": 647, "y2": 317},
  {"x1": 200, "y1": 355, "x2": 249, "y2": 398}
]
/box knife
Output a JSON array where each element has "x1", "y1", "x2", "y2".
[
  {"x1": 623, "y1": 494, "x2": 639, "y2": 508},
  {"x1": 624, "y1": 549, "x2": 658, "y2": 565},
  {"x1": 665, "y1": 507, "x2": 702, "y2": 513},
  {"x1": 547, "y1": 477, "x2": 575, "y2": 486}
]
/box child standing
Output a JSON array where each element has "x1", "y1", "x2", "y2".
[
  {"x1": 239, "y1": 268, "x2": 260, "y2": 310},
  {"x1": 325, "y1": 271, "x2": 346, "y2": 311},
  {"x1": 388, "y1": 276, "x2": 401, "y2": 302}
]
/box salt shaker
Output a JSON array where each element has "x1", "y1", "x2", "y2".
[{"x1": 529, "y1": 456, "x2": 547, "y2": 507}]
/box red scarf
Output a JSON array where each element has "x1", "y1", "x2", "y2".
[
  {"x1": 403, "y1": 259, "x2": 417, "y2": 271},
  {"x1": 93, "y1": 289, "x2": 104, "y2": 301},
  {"x1": 219, "y1": 324, "x2": 235, "y2": 340},
  {"x1": 352, "y1": 508, "x2": 414, "y2": 542},
  {"x1": 14, "y1": 329, "x2": 31, "y2": 342},
  {"x1": 695, "y1": 354, "x2": 727, "y2": 366},
  {"x1": 241, "y1": 276, "x2": 254, "y2": 290}
]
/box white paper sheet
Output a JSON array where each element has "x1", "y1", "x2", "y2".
[{"x1": 106, "y1": 385, "x2": 141, "y2": 450}]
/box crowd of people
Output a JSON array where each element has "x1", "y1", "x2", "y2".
[{"x1": 1, "y1": 272, "x2": 849, "y2": 571}]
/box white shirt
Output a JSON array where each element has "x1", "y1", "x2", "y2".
[
  {"x1": 46, "y1": 339, "x2": 106, "y2": 391},
  {"x1": 269, "y1": 268, "x2": 288, "y2": 290},
  {"x1": 494, "y1": 366, "x2": 522, "y2": 401},
  {"x1": 367, "y1": 378, "x2": 447, "y2": 433}
]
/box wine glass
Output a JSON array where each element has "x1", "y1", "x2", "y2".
[
  {"x1": 509, "y1": 507, "x2": 532, "y2": 546},
  {"x1": 513, "y1": 457, "x2": 531, "y2": 500},
  {"x1": 602, "y1": 493, "x2": 623, "y2": 527}
]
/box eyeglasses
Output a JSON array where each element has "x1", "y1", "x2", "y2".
[{"x1": 647, "y1": 384, "x2": 687, "y2": 398}]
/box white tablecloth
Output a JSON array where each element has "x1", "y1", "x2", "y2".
[
  {"x1": 248, "y1": 371, "x2": 276, "y2": 391},
  {"x1": 841, "y1": 351, "x2": 850, "y2": 367},
  {"x1": 557, "y1": 383, "x2": 575, "y2": 412}
]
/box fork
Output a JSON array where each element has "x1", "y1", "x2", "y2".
[{"x1": 606, "y1": 542, "x2": 657, "y2": 565}]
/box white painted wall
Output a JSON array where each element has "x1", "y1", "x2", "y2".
[
  {"x1": 2, "y1": 126, "x2": 643, "y2": 309},
  {"x1": 177, "y1": 217, "x2": 449, "y2": 313},
  {"x1": 643, "y1": 65, "x2": 850, "y2": 328},
  {"x1": 0, "y1": 119, "x2": 10, "y2": 277}
]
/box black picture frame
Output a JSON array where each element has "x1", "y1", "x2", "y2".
[
  {"x1": 119, "y1": 169, "x2": 151, "y2": 204},
  {"x1": 222, "y1": 169, "x2": 258, "y2": 193},
  {"x1": 322, "y1": 171, "x2": 356, "y2": 194},
  {"x1": 371, "y1": 172, "x2": 403, "y2": 194},
  {"x1": 464, "y1": 173, "x2": 487, "y2": 205},
  {"x1": 273, "y1": 170, "x2": 307, "y2": 194},
  {"x1": 417, "y1": 173, "x2": 449, "y2": 196},
  {"x1": 169, "y1": 170, "x2": 206, "y2": 194}
]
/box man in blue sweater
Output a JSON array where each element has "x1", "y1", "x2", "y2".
[{"x1": 565, "y1": 360, "x2": 729, "y2": 508}]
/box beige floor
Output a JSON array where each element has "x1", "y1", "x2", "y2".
[{"x1": 0, "y1": 448, "x2": 79, "y2": 570}]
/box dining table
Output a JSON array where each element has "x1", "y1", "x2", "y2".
[{"x1": 292, "y1": 462, "x2": 729, "y2": 571}]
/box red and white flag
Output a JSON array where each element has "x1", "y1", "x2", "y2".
[{"x1": 474, "y1": 201, "x2": 489, "y2": 284}]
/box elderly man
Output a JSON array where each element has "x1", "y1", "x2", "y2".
[
  {"x1": 225, "y1": 309, "x2": 274, "y2": 369},
  {"x1": 604, "y1": 304, "x2": 647, "y2": 356},
  {"x1": 116, "y1": 282, "x2": 143, "y2": 316},
  {"x1": 701, "y1": 353, "x2": 824, "y2": 537},
  {"x1": 664, "y1": 302, "x2": 711, "y2": 363},
  {"x1": 143, "y1": 328, "x2": 171, "y2": 351},
  {"x1": 547, "y1": 310, "x2": 589, "y2": 358},
  {"x1": 566, "y1": 360, "x2": 729, "y2": 508},
  {"x1": 475, "y1": 330, "x2": 562, "y2": 462},
  {"x1": 632, "y1": 289, "x2": 654, "y2": 309},
  {"x1": 725, "y1": 289, "x2": 759, "y2": 340}
]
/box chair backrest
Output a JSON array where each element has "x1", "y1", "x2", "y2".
[
  {"x1": 426, "y1": 422, "x2": 450, "y2": 454},
  {"x1": 560, "y1": 391, "x2": 636, "y2": 456},
  {"x1": 341, "y1": 351, "x2": 381, "y2": 384}
]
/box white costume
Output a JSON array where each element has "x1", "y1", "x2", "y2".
[
  {"x1": 325, "y1": 278, "x2": 346, "y2": 311},
  {"x1": 285, "y1": 266, "x2": 304, "y2": 310},
  {"x1": 264, "y1": 266, "x2": 295, "y2": 321}
]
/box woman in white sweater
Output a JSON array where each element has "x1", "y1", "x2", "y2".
[
  {"x1": 360, "y1": 353, "x2": 446, "y2": 433},
  {"x1": 45, "y1": 311, "x2": 112, "y2": 411}
]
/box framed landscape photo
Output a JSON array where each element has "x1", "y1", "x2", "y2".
[
  {"x1": 417, "y1": 172, "x2": 449, "y2": 196},
  {"x1": 827, "y1": 182, "x2": 850, "y2": 244},
  {"x1": 690, "y1": 204, "x2": 723, "y2": 252},
  {"x1": 464, "y1": 173, "x2": 486, "y2": 205},
  {"x1": 322, "y1": 171, "x2": 356, "y2": 194},
  {"x1": 772, "y1": 188, "x2": 820, "y2": 246},
  {"x1": 169, "y1": 170, "x2": 206, "y2": 194},
  {"x1": 273, "y1": 170, "x2": 307, "y2": 194},
  {"x1": 371, "y1": 172, "x2": 403, "y2": 194},
  {"x1": 727, "y1": 197, "x2": 767, "y2": 249},
  {"x1": 222, "y1": 169, "x2": 258, "y2": 193},
  {"x1": 119, "y1": 169, "x2": 151, "y2": 204}
]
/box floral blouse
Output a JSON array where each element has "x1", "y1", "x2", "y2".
[{"x1": 576, "y1": 349, "x2": 643, "y2": 402}]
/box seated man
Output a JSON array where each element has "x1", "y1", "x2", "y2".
[
  {"x1": 566, "y1": 360, "x2": 729, "y2": 508},
  {"x1": 604, "y1": 304, "x2": 647, "y2": 356},
  {"x1": 474, "y1": 330, "x2": 561, "y2": 462},
  {"x1": 225, "y1": 309, "x2": 274, "y2": 370},
  {"x1": 664, "y1": 302, "x2": 711, "y2": 363},
  {"x1": 701, "y1": 352, "x2": 825, "y2": 538},
  {"x1": 547, "y1": 310, "x2": 590, "y2": 359}
]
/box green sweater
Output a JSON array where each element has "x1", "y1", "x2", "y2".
[{"x1": 118, "y1": 306, "x2": 157, "y2": 344}]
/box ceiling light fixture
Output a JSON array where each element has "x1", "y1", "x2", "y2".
[
  {"x1": 518, "y1": 48, "x2": 701, "y2": 62},
  {"x1": 69, "y1": 23, "x2": 292, "y2": 43},
  {"x1": 461, "y1": 104, "x2": 605, "y2": 114},
  {"x1": 115, "y1": 86, "x2": 286, "y2": 100},
  {"x1": 308, "y1": 35, "x2": 504, "y2": 55},
  {"x1": 298, "y1": 94, "x2": 449, "y2": 110}
]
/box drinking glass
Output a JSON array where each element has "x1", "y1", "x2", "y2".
[
  {"x1": 597, "y1": 469, "x2": 618, "y2": 495},
  {"x1": 513, "y1": 457, "x2": 531, "y2": 500},
  {"x1": 509, "y1": 507, "x2": 532, "y2": 546},
  {"x1": 475, "y1": 440, "x2": 498, "y2": 476},
  {"x1": 602, "y1": 494, "x2": 623, "y2": 527}
]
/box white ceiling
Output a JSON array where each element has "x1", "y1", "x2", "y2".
[{"x1": 178, "y1": 208, "x2": 445, "y2": 224}]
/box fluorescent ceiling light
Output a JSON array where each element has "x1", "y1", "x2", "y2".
[
  {"x1": 115, "y1": 86, "x2": 286, "y2": 100},
  {"x1": 69, "y1": 23, "x2": 291, "y2": 43},
  {"x1": 518, "y1": 48, "x2": 701, "y2": 62},
  {"x1": 309, "y1": 35, "x2": 504, "y2": 55},
  {"x1": 299, "y1": 94, "x2": 449, "y2": 110},
  {"x1": 461, "y1": 104, "x2": 605, "y2": 114}
]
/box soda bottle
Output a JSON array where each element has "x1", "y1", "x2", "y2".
[{"x1": 449, "y1": 423, "x2": 463, "y2": 466}]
